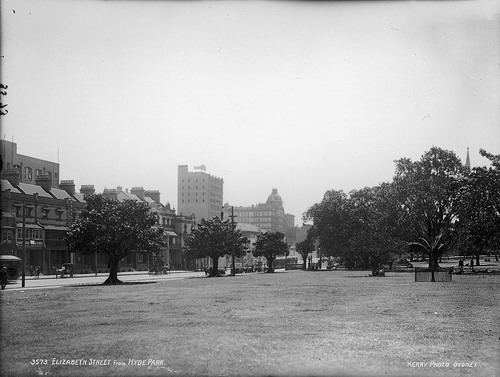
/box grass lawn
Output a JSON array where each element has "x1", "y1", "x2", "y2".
[{"x1": 1, "y1": 270, "x2": 499, "y2": 377}]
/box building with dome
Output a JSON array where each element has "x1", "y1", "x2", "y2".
[{"x1": 223, "y1": 188, "x2": 293, "y2": 237}]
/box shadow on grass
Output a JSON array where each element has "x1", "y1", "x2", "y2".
[{"x1": 70, "y1": 281, "x2": 157, "y2": 287}]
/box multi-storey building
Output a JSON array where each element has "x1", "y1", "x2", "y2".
[
  {"x1": 1, "y1": 172, "x2": 85, "y2": 275},
  {"x1": 224, "y1": 188, "x2": 294, "y2": 236},
  {"x1": 177, "y1": 164, "x2": 223, "y2": 222},
  {"x1": 1, "y1": 140, "x2": 60, "y2": 189},
  {"x1": 74, "y1": 185, "x2": 196, "y2": 273}
]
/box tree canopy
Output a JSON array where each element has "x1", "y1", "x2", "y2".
[
  {"x1": 296, "y1": 232, "x2": 315, "y2": 270},
  {"x1": 304, "y1": 146, "x2": 500, "y2": 271},
  {"x1": 455, "y1": 149, "x2": 500, "y2": 262},
  {"x1": 393, "y1": 147, "x2": 466, "y2": 268},
  {"x1": 253, "y1": 232, "x2": 288, "y2": 273},
  {"x1": 65, "y1": 194, "x2": 165, "y2": 284},
  {"x1": 304, "y1": 184, "x2": 402, "y2": 274},
  {"x1": 183, "y1": 217, "x2": 248, "y2": 277}
]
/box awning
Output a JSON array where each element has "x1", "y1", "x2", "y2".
[
  {"x1": 15, "y1": 223, "x2": 42, "y2": 229},
  {"x1": 0, "y1": 255, "x2": 21, "y2": 261},
  {"x1": 43, "y1": 225, "x2": 69, "y2": 231},
  {"x1": 165, "y1": 231, "x2": 178, "y2": 237}
]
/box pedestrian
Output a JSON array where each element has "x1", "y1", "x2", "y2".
[
  {"x1": 35, "y1": 266, "x2": 40, "y2": 278},
  {"x1": 470, "y1": 258, "x2": 474, "y2": 271},
  {"x1": 458, "y1": 258, "x2": 464, "y2": 273},
  {"x1": 0, "y1": 267, "x2": 7, "y2": 290}
]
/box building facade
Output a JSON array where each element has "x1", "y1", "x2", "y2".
[
  {"x1": 1, "y1": 140, "x2": 60, "y2": 189},
  {"x1": 223, "y1": 188, "x2": 294, "y2": 237},
  {"x1": 73, "y1": 185, "x2": 196, "y2": 273},
  {"x1": 1, "y1": 174, "x2": 85, "y2": 275},
  {"x1": 177, "y1": 164, "x2": 223, "y2": 222}
]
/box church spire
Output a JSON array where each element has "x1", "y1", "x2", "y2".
[{"x1": 465, "y1": 147, "x2": 471, "y2": 170}]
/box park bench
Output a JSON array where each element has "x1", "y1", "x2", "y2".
[{"x1": 414, "y1": 267, "x2": 452, "y2": 282}]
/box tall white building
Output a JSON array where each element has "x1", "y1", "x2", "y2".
[{"x1": 177, "y1": 164, "x2": 223, "y2": 223}]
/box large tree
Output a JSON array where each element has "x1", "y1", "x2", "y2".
[
  {"x1": 455, "y1": 149, "x2": 500, "y2": 264},
  {"x1": 303, "y1": 190, "x2": 352, "y2": 258},
  {"x1": 253, "y1": 232, "x2": 288, "y2": 273},
  {"x1": 183, "y1": 217, "x2": 248, "y2": 277},
  {"x1": 393, "y1": 147, "x2": 466, "y2": 268},
  {"x1": 296, "y1": 231, "x2": 315, "y2": 270},
  {"x1": 66, "y1": 195, "x2": 165, "y2": 285},
  {"x1": 304, "y1": 184, "x2": 404, "y2": 273}
]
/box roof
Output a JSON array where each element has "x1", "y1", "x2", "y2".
[
  {"x1": 49, "y1": 188, "x2": 72, "y2": 200},
  {"x1": 17, "y1": 183, "x2": 53, "y2": 198},
  {"x1": 117, "y1": 191, "x2": 143, "y2": 202},
  {"x1": 236, "y1": 223, "x2": 261, "y2": 234},
  {"x1": 1, "y1": 180, "x2": 21, "y2": 194},
  {"x1": 72, "y1": 192, "x2": 86, "y2": 203}
]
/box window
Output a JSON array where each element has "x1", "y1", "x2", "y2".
[
  {"x1": 25, "y1": 167, "x2": 32, "y2": 180},
  {"x1": 16, "y1": 228, "x2": 42, "y2": 241},
  {"x1": 137, "y1": 253, "x2": 144, "y2": 263},
  {"x1": 36, "y1": 169, "x2": 42, "y2": 177},
  {"x1": 1, "y1": 229, "x2": 12, "y2": 243}
]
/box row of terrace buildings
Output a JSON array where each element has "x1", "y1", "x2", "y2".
[
  {"x1": 1, "y1": 140, "x2": 309, "y2": 274},
  {"x1": 0, "y1": 140, "x2": 198, "y2": 274}
]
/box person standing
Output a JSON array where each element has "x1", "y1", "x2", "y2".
[{"x1": 0, "y1": 267, "x2": 7, "y2": 289}]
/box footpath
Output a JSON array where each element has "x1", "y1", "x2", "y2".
[{"x1": 3, "y1": 270, "x2": 206, "y2": 291}]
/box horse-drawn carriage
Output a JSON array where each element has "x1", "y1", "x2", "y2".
[
  {"x1": 54, "y1": 263, "x2": 74, "y2": 278},
  {"x1": 148, "y1": 264, "x2": 170, "y2": 275}
]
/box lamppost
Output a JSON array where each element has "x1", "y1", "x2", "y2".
[
  {"x1": 222, "y1": 205, "x2": 237, "y2": 276},
  {"x1": 21, "y1": 202, "x2": 26, "y2": 287}
]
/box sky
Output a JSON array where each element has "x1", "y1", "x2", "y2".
[{"x1": 1, "y1": 0, "x2": 499, "y2": 225}]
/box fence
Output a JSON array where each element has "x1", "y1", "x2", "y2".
[{"x1": 414, "y1": 267, "x2": 452, "y2": 282}]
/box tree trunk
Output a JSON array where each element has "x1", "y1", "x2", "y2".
[
  {"x1": 302, "y1": 258, "x2": 307, "y2": 270},
  {"x1": 104, "y1": 252, "x2": 123, "y2": 285},
  {"x1": 267, "y1": 257, "x2": 275, "y2": 273},
  {"x1": 476, "y1": 252, "x2": 480, "y2": 266},
  {"x1": 210, "y1": 257, "x2": 219, "y2": 277}
]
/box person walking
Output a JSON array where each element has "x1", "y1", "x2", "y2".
[
  {"x1": 470, "y1": 258, "x2": 474, "y2": 271},
  {"x1": 458, "y1": 258, "x2": 464, "y2": 273},
  {"x1": 0, "y1": 267, "x2": 7, "y2": 289}
]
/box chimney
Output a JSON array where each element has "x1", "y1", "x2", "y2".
[
  {"x1": 35, "y1": 174, "x2": 52, "y2": 192},
  {"x1": 102, "y1": 188, "x2": 118, "y2": 201},
  {"x1": 131, "y1": 187, "x2": 145, "y2": 200},
  {"x1": 1, "y1": 168, "x2": 20, "y2": 186},
  {"x1": 80, "y1": 185, "x2": 95, "y2": 197},
  {"x1": 59, "y1": 180, "x2": 75, "y2": 196},
  {"x1": 145, "y1": 190, "x2": 161, "y2": 204}
]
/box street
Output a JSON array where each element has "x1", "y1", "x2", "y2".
[{"x1": 2, "y1": 270, "x2": 206, "y2": 291}]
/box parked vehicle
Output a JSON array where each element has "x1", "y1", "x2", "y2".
[
  {"x1": 54, "y1": 263, "x2": 74, "y2": 278},
  {"x1": 0, "y1": 255, "x2": 21, "y2": 280}
]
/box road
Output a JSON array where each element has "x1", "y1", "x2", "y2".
[{"x1": 2, "y1": 270, "x2": 207, "y2": 291}]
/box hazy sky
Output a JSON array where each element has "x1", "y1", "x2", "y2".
[{"x1": 2, "y1": 0, "x2": 499, "y2": 224}]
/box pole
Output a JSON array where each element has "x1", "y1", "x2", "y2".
[
  {"x1": 95, "y1": 252, "x2": 98, "y2": 276},
  {"x1": 22, "y1": 203, "x2": 26, "y2": 288},
  {"x1": 231, "y1": 206, "x2": 235, "y2": 276}
]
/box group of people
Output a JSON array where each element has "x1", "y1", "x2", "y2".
[
  {"x1": 457, "y1": 258, "x2": 475, "y2": 273},
  {"x1": 29, "y1": 265, "x2": 41, "y2": 278}
]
